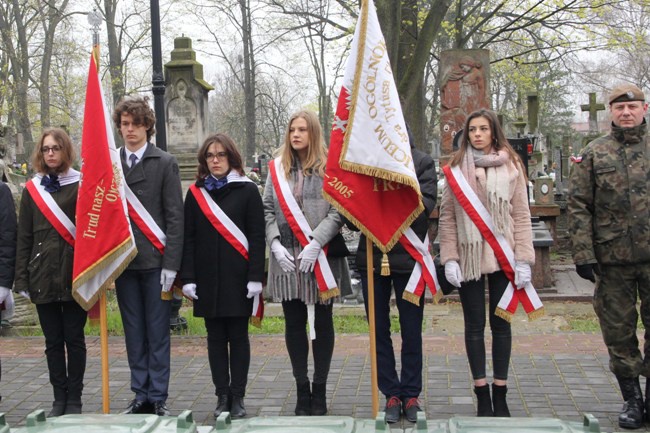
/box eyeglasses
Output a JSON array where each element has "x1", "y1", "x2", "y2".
[
  {"x1": 206, "y1": 151, "x2": 228, "y2": 161},
  {"x1": 41, "y1": 146, "x2": 62, "y2": 154}
]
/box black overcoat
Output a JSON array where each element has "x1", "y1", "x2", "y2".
[{"x1": 180, "y1": 180, "x2": 265, "y2": 318}]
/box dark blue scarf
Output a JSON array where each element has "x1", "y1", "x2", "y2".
[
  {"x1": 204, "y1": 175, "x2": 228, "y2": 191},
  {"x1": 41, "y1": 174, "x2": 60, "y2": 193}
]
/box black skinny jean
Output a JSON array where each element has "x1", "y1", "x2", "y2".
[
  {"x1": 282, "y1": 299, "x2": 334, "y2": 385},
  {"x1": 204, "y1": 316, "x2": 250, "y2": 398},
  {"x1": 458, "y1": 271, "x2": 511, "y2": 381},
  {"x1": 35, "y1": 301, "x2": 88, "y2": 402}
]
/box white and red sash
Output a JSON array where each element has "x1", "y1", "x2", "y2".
[
  {"x1": 189, "y1": 183, "x2": 264, "y2": 325},
  {"x1": 268, "y1": 158, "x2": 339, "y2": 301},
  {"x1": 443, "y1": 164, "x2": 544, "y2": 322},
  {"x1": 400, "y1": 229, "x2": 441, "y2": 305},
  {"x1": 25, "y1": 179, "x2": 76, "y2": 247},
  {"x1": 125, "y1": 185, "x2": 166, "y2": 255},
  {"x1": 124, "y1": 184, "x2": 184, "y2": 300}
]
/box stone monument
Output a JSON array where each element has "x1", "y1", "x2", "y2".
[
  {"x1": 164, "y1": 36, "x2": 214, "y2": 187},
  {"x1": 439, "y1": 49, "x2": 491, "y2": 159}
]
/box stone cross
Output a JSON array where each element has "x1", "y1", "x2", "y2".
[{"x1": 580, "y1": 93, "x2": 605, "y2": 134}]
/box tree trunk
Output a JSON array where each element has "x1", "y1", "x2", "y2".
[{"x1": 104, "y1": 0, "x2": 125, "y2": 107}]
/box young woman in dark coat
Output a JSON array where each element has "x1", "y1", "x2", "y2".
[
  {"x1": 14, "y1": 128, "x2": 87, "y2": 417},
  {"x1": 180, "y1": 133, "x2": 265, "y2": 419}
]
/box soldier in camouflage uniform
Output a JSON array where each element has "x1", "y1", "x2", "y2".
[{"x1": 568, "y1": 83, "x2": 650, "y2": 430}]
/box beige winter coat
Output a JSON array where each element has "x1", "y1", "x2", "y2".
[{"x1": 439, "y1": 160, "x2": 534, "y2": 277}]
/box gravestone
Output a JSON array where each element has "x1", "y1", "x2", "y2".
[
  {"x1": 164, "y1": 36, "x2": 214, "y2": 187},
  {"x1": 580, "y1": 92, "x2": 606, "y2": 147},
  {"x1": 439, "y1": 49, "x2": 491, "y2": 160}
]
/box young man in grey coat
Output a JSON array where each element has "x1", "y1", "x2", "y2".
[{"x1": 112, "y1": 96, "x2": 184, "y2": 416}]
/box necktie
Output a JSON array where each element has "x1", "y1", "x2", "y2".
[
  {"x1": 204, "y1": 176, "x2": 228, "y2": 191},
  {"x1": 129, "y1": 153, "x2": 138, "y2": 168},
  {"x1": 41, "y1": 174, "x2": 60, "y2": 193}
]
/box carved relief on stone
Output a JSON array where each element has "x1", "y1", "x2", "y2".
[
  {"x1": 167, "y1": 79, "x2": 199, "y2": 150},
  {"x1": 439, "y1": 50, "x2": 491, "y2": 157}
]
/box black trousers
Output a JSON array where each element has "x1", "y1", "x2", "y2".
[
  {"x1": 361, "y1": 273, "x2": 425, "y2": 399},
  {"x1": 204, "y1": 316, "x2": 250, "y2": 397},
  {"x1": 35, "y1": 301, "x2": 88, "y2": 401},
  {"x1": 458, "y1": 271, "x2": 512, "y2": 381},
  {"x1": 282, "y1": 299, "x2": 334, "y2": 385}
]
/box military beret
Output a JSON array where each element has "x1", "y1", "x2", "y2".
[{"x1": 608, "y1": 83, "x2": 645, "y2": 105}]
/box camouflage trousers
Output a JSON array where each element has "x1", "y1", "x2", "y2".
[{"x1": 593, "y1": 263, "x2": 650, "y2": 378}]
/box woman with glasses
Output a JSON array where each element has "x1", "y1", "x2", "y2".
[
  {"x1": 180, "y1": 133, "x2": 265, "y2": 419},
  {"x1": 14, "y1": 128, "x2": 87, "y2": 417},
  {"x1": 263, "y1": 110, "x2": 351, "y2": 416}
]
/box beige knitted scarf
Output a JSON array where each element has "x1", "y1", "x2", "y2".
[{"x1": 454, "y1": 148, "x2": 511, "y2": 281}]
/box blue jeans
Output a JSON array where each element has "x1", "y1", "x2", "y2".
[
  {"x1": 115, "y1": 268, "x2": 171, "y2": 402},
  {"x1": 361, "y1": 273, "x2": 424, "y2": 399}
]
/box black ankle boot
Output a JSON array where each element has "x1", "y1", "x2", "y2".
[
  {"x1": 492, "y1": 384, "x2": 510, "y2": 417},
  {"x1": 48, "y1": 401, "x2": 66, "y2": 417},
  {"x1": 295, "y1": 381, "x2": 311, "y2": 416},
  {"x1": 311, "y1": 382, "x2": 327, "y2": 416},
  {"x1": 617, "y1": 376, "x2": 643, "y2": 429},
  {"x1": 230, "y1": 396, "x2": 246, "y2": 418},
  {"x1": 474, "y1": 384, "x2": 493, "y2": 417},
  {"x1": 64, "y1": 400, "x2": 82, "y2": 415},
  {"x1": 213, "y1": 394, "x2": 230, "y2": 418}
]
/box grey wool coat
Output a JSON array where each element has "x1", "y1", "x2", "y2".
[
  {"x1": 263, "y1": 160, "x2": 351, "y2": 305},
  {"x1": 120, "y1": 143, "x2": 184, "y2": 271}
]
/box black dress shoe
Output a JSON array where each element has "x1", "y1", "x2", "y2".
[
  {"x1": 123, "y1": 399, "x2": 150, "y2": 414},
  {"x1": 402, "y1": 397, "x2": 422, "y2": 423},
  {"x1": 230, "y1": 396, "x2": 246, "y2": 418},
  {"x1": 384, "y1": 396, "x2": 401, "y2": 424},
  {"x1": 214, "y1": 394, "x2": 230, "y2": 418},
  {"x1": 153, "y1": 401, "x2": 171, "y2": 416}
]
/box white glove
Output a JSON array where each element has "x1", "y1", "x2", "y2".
[
  {"x1": 0, "y1": 286, "x2": 10, "y2": 304},
  {"x1": 182, "y1": 283, "x2": 198, "y2": 300},
  {"x1": 444, "y1": 260, "x2": 463, "y2": 288},
  {"x1": 247, "y1": 281, "x2": 263, "y2": 299},
  {"x1": 19, "y1": 290, "x2": 30, "y2": 300},
  {"x1": 271, "y1": 238, "x2": 295, "y2": 272},
  {"x1": 514, "y1": 262, "x2": 532, "y2": 289},
  {"x1": 160, "y1": 268, "x2": 177, "y2": 292},
  {"x1": 297, "y1": 239, "x2": 322, "y2": 273}
]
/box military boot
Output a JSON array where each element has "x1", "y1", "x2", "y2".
[{"x1": 617, "y1": 376, "x2": 643, "y2": 429}]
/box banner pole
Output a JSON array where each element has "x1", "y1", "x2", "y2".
[
  {"x1": 92, "y1": 41, "x2": 111, "y2": 415},
  {"x1": 366, "y1": 237, "x2": 379, "y2": 417}
]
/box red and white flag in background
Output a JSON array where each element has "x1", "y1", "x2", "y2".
[
  {"x1": 323, "y1": 0, "x2": 423, "y2": 252},
  {"x1": 72, "y1": 54, "x2": 137, "y2": 311}
]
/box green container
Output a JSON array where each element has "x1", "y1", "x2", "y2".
[
  {"x1": 0, "y1": 414, "x2": 10, "y2": 433},
  {"x1": 353, "y1": 412, "x2": 601, "y2": 433},
  {"x1": 0, "y1": 410, "x2": 603, "y2": 433},
  {"x1": 212, "y1": 414, "x2": 357, "y2": 432},
  {"x1": 4, "y1": 409, "x2": 212, "y2": 433}
]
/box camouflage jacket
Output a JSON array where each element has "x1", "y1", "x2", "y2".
[{"x1": 568, "y1": 122, "x2": 650, "y2": 265}]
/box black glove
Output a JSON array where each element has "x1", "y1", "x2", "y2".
[{"x1": 576, "y1": 264, "x2": 597, "y2": 283}]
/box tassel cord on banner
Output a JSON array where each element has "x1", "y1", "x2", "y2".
[{"x1": 366, "y1": 237, "x2": 379, "y2": 418}]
